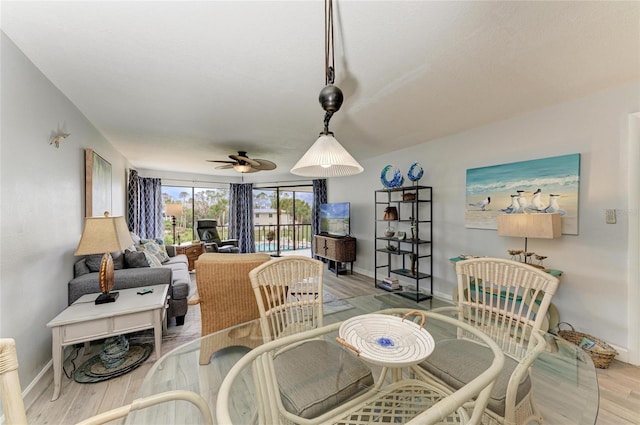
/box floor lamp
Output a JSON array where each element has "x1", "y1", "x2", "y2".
[
  {"x1": 165, "y1": 203, "x2": 183, "y2": 244},
  {"x1": 497, "y1": 213, "x2": 561, "y2": 264}
]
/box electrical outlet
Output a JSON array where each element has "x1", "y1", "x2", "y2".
[{"x1": 605, "y1": 209, "x2": 616, "y2": 224}]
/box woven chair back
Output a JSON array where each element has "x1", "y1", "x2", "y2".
[
  {"x1": 455, "y1": 257, "x2": 559, "y2": 358},
  {"x1": 249, "y1": 256, "x2": 325, "y2": 342}
]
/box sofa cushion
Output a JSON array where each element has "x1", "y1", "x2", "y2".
[
  {"x1": 125, "y1": 251, "x2": 150, "y2": 268},
  {"x1": 274, "y1": 339, "x2": 374, "y2": 419},
  {"x1": 418, "y1": 338, "x2": 531, "y2": 417}
]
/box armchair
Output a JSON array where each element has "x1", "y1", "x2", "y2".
[{"x1": 195, "y1": 219, "x2": 239, "y2": 253}]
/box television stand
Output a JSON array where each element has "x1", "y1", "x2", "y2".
[{"x1": 313, "y1": 235, "x2": 356, "y2": 277}]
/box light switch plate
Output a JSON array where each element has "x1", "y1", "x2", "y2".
[{"x1": 605, "y1": 209, "x2": 616, "y2": 224}]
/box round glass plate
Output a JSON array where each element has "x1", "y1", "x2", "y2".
[{"x1": 339, "y1": 313, "x2": 435, "y2": 367}]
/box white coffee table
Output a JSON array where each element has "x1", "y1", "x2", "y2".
[{"x1": 46, "y1": 285, "x2": 169, "y2": 401}]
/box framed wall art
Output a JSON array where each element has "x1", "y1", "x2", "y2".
[
  {"x1": 465, "y1": 153, "x2": 580, "y2": 235},
  {"x1": 85, "y1": 148, "x2": 112, "y2": 217}
]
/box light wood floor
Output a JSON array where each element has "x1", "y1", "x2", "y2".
[{"x1": 23, "y1": 271, "x2": 640, "y2": 424}]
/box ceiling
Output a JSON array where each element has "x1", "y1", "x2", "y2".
[{"x1": 2, "y1": 1, "x2": 639, "y2": 178}]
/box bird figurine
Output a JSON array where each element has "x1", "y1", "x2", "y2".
[
  {"x1": 527, "y1": 188, "x2": 545, "y2": 212},
  {"x1": 543, "y1": 194, "x2": 566, "y2": 215},
  {"x1": 516, "y1": 190, "x2": 529, "y2": 210},
  {"x1": 50, "y1": 133, "x2": 70, "y2": 148},
  {"x1": 468, "y1": 196, "x2": 491, "y2": 211}
]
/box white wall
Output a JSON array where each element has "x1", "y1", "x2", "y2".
[
  {"x1": 0, "y1": 32, "x2": 128, "y2": 390},
  {"x1": 329, "y1": 82, "x2": 639, "y2": 357}
]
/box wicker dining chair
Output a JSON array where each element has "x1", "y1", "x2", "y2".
[
  {"x1": 190, "y1": 253, "x2": 271, "y2": 364},
  {"x1": 0, "y1": 338, "x2": 213, "y2": 425},
  {"x1": 248, "y1": 256, "x2": 374, "y2": 419},
  {"x1": 412, "y1": 257, "x2": 560, "y2": 425}
]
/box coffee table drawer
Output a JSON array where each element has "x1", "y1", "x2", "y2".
[
  {"x1": 113, "y1": 310, "x2": 155, "y2": 332},
  {"x1": 63, "y1": 310, "x2": 156, "y2": 342}
]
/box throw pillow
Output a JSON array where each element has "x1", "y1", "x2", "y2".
[
  {"x1": 112, "y1": 252, "x2": 124, "y2": 270},
  {"x1": 74, "y1": 258, "x2": 91, "y2": 278},
  {"x1": 124, "y1": 251, "x2": 150, "y2": 268},
  {"x1": 129, "y1": 232, "x2": 142, "y2": 246},
  {"x1": 85, "y1": 254, "x2": 105, "y2": 272},
  {"x1": 142, "y1": 251, "x2": 163, "y2": 267},
  {"x1": 85, "y1": 253, "x2": 125, "y2": 272},
  {"x1": 139, "y1": 240, "x2": 170, "y2": 263}
]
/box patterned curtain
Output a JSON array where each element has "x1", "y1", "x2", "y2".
[
  {"x1": 229, "y1": 183, "x2": 255, "y2": 253},
  {"x1": 312, "y1": 179, "x2": 328, "y2": 254},
  {"x1": 127, "y1": 169, "x2": 163, "y2": 239}
]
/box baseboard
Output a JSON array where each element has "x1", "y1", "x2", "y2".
[{"x1": 22, "y1": 359, "x2": 53, "y2": 411}]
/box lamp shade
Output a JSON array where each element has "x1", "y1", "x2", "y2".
[
  {"x1": 74, "y1": 215, "x2": 134, "y2": 256},
  {"x1": 165, "y1": 203, "x2": 183, "y2": 218},
  {"x1": 497, "y1": 213, "x2": 562, "y2": 239},
  {"x1": 290, "y1": 133, "x2": 364, "y2": 177}
]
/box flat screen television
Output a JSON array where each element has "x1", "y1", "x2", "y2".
[{"x1": 319, "y1": 202, "x2": 350, "y2": 236}]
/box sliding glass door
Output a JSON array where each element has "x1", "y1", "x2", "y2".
[{"x1": 253, "y1": 185, "x2": 313, "y2": 255}]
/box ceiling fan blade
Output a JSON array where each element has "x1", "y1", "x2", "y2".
[
  {"x1": 207, "y1": 160, "x2": 236, "y2": 164},
  {"x1": 215, "y1": 164, "x2": 235, "y2": 170},
  {"x1": 229, "y1": 154, "x2": 260, "y2": 167},
  {"x1": 252, "y1": 159, "x2": 277, "y2": 171}
]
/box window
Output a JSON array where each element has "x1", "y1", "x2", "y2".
[{"x1": 162, "y1": 185, "x2": 230, "y2": 244}]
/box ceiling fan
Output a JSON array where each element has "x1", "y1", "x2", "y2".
[{"x1": 206, "y1": 151, "x2": 277, "y2": 173}]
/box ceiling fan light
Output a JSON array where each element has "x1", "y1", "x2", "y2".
[
  {"x1": 290, "y1": 133, "x2": 364, "y2": 177},
  {"x1": 233, "y1": 164, "x2": 252, "y2": 173}
]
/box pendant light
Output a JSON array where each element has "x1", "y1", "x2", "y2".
[{"x1": 290, "y1": 0, "x2": 364, "y2": 177}]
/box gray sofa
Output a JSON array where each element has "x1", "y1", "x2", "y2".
[{"x1": 68, "y1": 245, "x2": 191, "y2": 326}]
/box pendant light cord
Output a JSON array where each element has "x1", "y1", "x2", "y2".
[{"x1": 325, "y1": 0, "x2": 335, "y2": 85}]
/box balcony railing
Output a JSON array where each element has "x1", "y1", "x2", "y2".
[
  {"x1": 166, "y1": 223, "x2": 312, "y2": 252},
  {"x1": 253, "y1": 223, "x2": 312, "y2": 252}
]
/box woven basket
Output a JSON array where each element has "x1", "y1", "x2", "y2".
[{"x1": 557, "y1": 322, "x2": 618, "y2": 369}]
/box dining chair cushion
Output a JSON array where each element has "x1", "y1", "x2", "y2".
[
  {"x1": 418, "y1": 339, "x2": 531, "y2": 417},
  {"x1": 273, "y1": 339, "x2": 374, "y2": 419}
]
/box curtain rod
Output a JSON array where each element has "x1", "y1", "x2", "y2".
[{"x1": 160, "y1": 178, "x2": 315, "y2": 186}]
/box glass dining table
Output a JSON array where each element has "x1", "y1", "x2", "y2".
[{"x1": 125, "y1": 293, "x2": 599, "y2": 424}]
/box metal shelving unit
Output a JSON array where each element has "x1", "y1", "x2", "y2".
[{"x1": 374, "y1": 185, "x2": 432, "y2": 302}]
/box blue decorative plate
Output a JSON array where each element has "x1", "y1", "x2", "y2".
[
  {"x1": 407, "y1": 162, "x2": 424, "y2": 182},
  {"x1": 381, "y1": 165, "x2": 404, "y2": 188}
]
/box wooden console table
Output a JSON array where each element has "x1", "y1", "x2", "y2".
[
  {"x1": 173, "y1": 242, "x2": 203, "y2": 271},
  {"x1": 313, "y1": 234, "x2": 356, "y2": 276}
]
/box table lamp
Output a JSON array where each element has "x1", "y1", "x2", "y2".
[
  {"x1": 165, "y1": 203, "x2": 182, "y2": 244},
  {"x1": 74, "y1": 213, "x2": 134, "y2": 304},
  {"x1": 497, "y1": 213, "x2": 561, "y2": 263}
]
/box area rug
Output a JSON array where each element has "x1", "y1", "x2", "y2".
[{"x1": 74, "y1": 343, "x2": 153, "y2": 383}]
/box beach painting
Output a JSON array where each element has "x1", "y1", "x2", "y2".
[{"x1": 465, "y1": 153, "x2": 580, "y2": 234}]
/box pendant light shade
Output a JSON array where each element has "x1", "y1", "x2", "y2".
[
  {"x1": 291, "y1": 133, "x2": 364, "y2": 177},
  {"x1": 290, "y1": 0, "x2": 364, "y2": 178}
]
